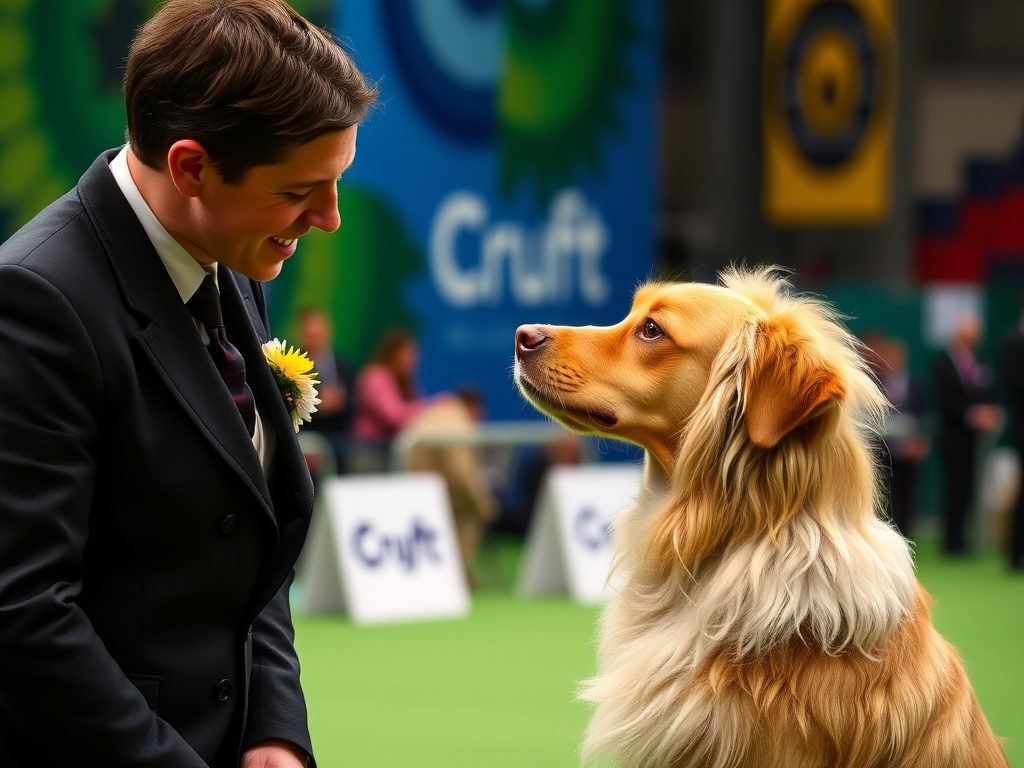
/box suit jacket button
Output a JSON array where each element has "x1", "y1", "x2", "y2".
[
  {"x1": 215, "y1": 678, "x2": 233, "y2": 702},
  {"x1": 219, "y1": 514, "x2": 238, "y2": 535}
]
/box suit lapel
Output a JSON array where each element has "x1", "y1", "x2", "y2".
[
  {"x1": 221, "y1": 271, "x2": 316, "y2": 617},
  {"x1": 135, "y1": 305, "x2": 273, "y2": 516},
  {"x1": 219, "y1": 270, "x2": 315, "y2": 526}
]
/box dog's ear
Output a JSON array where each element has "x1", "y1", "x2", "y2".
[{"x1": 744, "y1": 320, "x2": 846, "y2": 448}]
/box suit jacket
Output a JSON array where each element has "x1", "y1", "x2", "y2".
[
  {"x1": 1001, "y1": 323, "x2": 1024, "y2": 451},
  {"x1": 932, "y1": 348, "x2": 995, "y2": 448},
  {"x1": 880, "y1": 369, "x2": 928, "y2": 462},
  {"x1": 0, "y1": 151, "x2": 315, "y2": 766}
]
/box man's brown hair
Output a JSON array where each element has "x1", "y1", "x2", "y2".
[{"x1": 124, "y1": 0, "x2": 378, "y2": 183}]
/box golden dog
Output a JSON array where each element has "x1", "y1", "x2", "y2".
[{"x1": 513, "y1": 267, "x2": 1007, "y2": 768}]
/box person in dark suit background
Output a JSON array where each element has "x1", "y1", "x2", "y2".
[
  {"x1": 297, "y1": 306, "x2": 355, "y2": 473},
  {"x1": 1000, "y1": 293, "x2": 1024, "y2": 571},
  {"x1": 932, "y1": 312, "x2": 1002, "y2": 556},
  {"x1": 875, "y1": 336, "x2": 930, "y2": 539},
  {"x1": 0, "y1": 2, "x2": 376, "y2": 767}
]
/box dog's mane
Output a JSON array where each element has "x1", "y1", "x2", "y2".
[{"x1": 582, "y1": 268, "x2": 919, "y2": 766}]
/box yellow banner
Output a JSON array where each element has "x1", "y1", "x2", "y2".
[{"x1": 763, "y1": 0, "x2": 896, "y2": 224}]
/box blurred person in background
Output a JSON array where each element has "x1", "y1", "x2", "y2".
[
  {"x1": 350, "y1": 329, "x2": 448, "y2": 472},
  {"x1": 297, "y1": 305, "x2": 354, "y2": 473},
  {"x1": 932, "y1": 311, "x2": 1002, "y2": 556},
  {"x1": 0, "y1": 1, "x2": 376, "y2": 766},
  {"x1": 400, "y1": 386, "x2": 498, "y2": 584},
  {"x1": 496, "y1": 434, "x2": 583, "y2": 538},
  {"x1": 875, "y1": 336, "x2": 930, "y2": 539},
  {"x1": 1000, "y1": 291, "x2": 1024, "y2": 572}
]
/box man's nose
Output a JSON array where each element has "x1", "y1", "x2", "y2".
[{"x1": 303, "y1": 186, "x2": 341, "y2": 232}]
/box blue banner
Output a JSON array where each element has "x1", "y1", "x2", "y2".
[{"x1": 271, "y1": 0, "x2": 661, "y2": 420}]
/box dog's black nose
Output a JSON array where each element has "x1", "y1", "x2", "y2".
[{"x1": 516, "y1": 324, "x2": 548, "y2": 353}]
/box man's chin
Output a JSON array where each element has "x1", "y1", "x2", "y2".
[
  {"x1": 260, "y1": 264, "x2": 285, "y2": 282},
  {"x1": 239, "y1": 260, "x2": 285, "y2": 283}
]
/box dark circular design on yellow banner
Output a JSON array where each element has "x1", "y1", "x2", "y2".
[{"x1": 783, "y1": 1, "x2": 875, "y2": 168}]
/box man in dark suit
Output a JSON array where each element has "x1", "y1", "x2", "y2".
[
  {"x1": 932, "y1": 312, "x2": 1001, "y2": 556},
  {"x1": 1000, "y1": 295, "x2": 1024, "y2": 571},
  {"x1": 0, "y1": 1, "x2": 376, "y2": 766},
  {"x1": 875, "y1": 337, "x2": 930, "y2": 539},
  {"x1": 297, "y1": 306, "x2": 355, "y2": 474}
]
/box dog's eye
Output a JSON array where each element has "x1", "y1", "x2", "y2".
[{"x1": 640, "y1": 319, "x2": 664, "y2": 340}]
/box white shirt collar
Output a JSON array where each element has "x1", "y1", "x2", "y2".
[{"x1": 109, "y1": 146, "x2": 214, "y2": 302}]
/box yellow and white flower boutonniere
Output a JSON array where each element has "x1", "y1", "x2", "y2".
[{"x1": 262, "y1": 339, "x2": 321, "y2": 433}]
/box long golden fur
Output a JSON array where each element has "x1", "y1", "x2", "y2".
[{"x1": 513, "y1": 267, "x2": 1008, "y2": 768}]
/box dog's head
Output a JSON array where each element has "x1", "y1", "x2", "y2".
[{"x1": 514, "y1": 267, "x2": 878, "y2": 478}]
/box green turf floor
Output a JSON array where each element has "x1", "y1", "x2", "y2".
[
  {"x1": 912, "y1": 536, "x2": 1024, "y2": 767},
  {"x1": 293, "y1": 536, "x2": 1024, "y2": 767}
]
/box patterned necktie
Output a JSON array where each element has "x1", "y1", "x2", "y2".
[{"x1": 187, "y1": 275, "x2": 257, "y2": 436}]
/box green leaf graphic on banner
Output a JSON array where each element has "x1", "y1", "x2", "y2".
[
  {"x1": 269, "y1": 186, "x2": 424, "y2": 370},
  {"x1": 499, "y1": 0, "x2": 641, "y2": 203}
]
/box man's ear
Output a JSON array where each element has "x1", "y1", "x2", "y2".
[
  {"x1": 744, "y1": 320, "x2": 846, "y2": 448},
  {"x1": 166, "y1": 140, "x2": 209, "y2": 198}
]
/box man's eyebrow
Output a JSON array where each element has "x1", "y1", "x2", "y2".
[{"x1": 280, "y1": 175, "x2": 343, "y2": 190}]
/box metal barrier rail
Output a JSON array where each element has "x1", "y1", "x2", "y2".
[
  {"x1": 389, "y1": 420, "x2": 585, "y2": 471},
  {"x1": 388, "y1": 413, "x2": 938, "y2": 473}
]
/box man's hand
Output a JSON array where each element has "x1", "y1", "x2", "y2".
[{"x1": 242, "y1": 740, "x2": 308, "y2": 768}]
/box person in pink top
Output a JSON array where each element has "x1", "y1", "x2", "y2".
[{"x1": 350, "y1": 330, "x2": 445, "y2": 470}]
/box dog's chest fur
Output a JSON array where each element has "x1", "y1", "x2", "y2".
[{"x1": 579, "y1": 475, "x2": 922, "y2": 768}]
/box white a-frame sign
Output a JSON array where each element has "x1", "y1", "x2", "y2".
[
  {"x1": 517, "y1": 464, "x2": 640, "y2": 604},
  {"x1": 302, "y1": 473, "x2": 470, "y2": 625}
]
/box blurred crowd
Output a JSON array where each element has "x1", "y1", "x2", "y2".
[
  {"x1": 293, "y1": 307, "x2": 583, "y2": 586},
  {"x1": 862, "y1": 293, "x2": 1024, "y2": 573}
]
